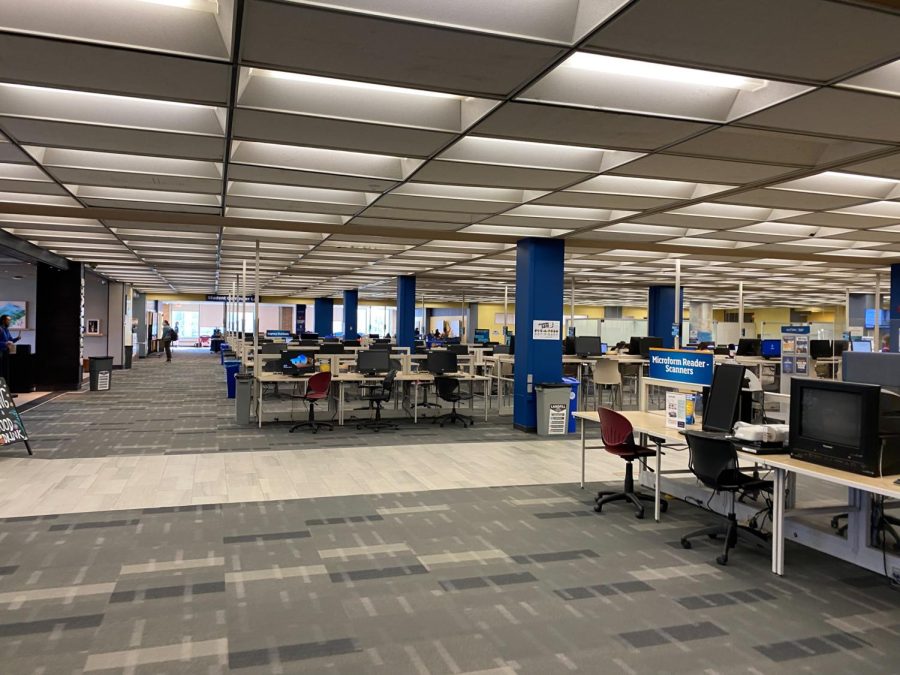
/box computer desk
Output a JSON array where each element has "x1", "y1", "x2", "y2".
[{"x1": 734, "y1": 449, "x2": 900, "y2": 577}]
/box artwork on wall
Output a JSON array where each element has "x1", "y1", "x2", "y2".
[
  {"x1": 85, "y1": 319, "x2": 101, "y2": 336},
  {"x1": 0, "y1": 301, "x2": 27, "y2": 329}
]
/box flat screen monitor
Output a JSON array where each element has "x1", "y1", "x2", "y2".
[
  {"x1": 368, "y1": 333, "x2": 380, "y2": 339},
  {"x1": 492, "y1": 345, "x2": 510, "y2": 355},
  {"x1": 506, "y1": 334, "x2": 515, "y2": 355},
  {"x1": 448, "y1": 344, "x2": 468, "y2": 355},
  {"x1": 375, "y1": 338, "x2": 391, "y2": 344},
  {"x1": 343, "y1": 339, "x2": 360, "y2": 347},
  {"x1": 832, "y1": 340, "x2": 849, "y2": 357},
  {"x1": 713, "y1": 346, "x2": 730, "y2": 356},
  {"x1": 299, "y1": 339, "x2": 319, "y2": 347},
  {"x1": 851, "y1": 339, "x2": 872, "y2": 352},
  {"x1": 261, "y1": 343, "x2": 283, "y2": 354},
  {"x1": 702, "y1": 363, "x2": 746, "y2": 433},
  {"x1": 639, "y1": 337, "x2": 663, "y2": 359},
  {"x1": 321, "y1": 337, "x2": 340, "y2": 343},
  {"x1": 356, "y1": 349, "x2": 390, "y2": 374},
  {"x1": 369, "y1": 342, "x2": 392, "y2": 351},
  {"x1": 864, "y1": 309, "x2": 889, "y2": 329},
  {"x1": 318, "y1": 343, "x2": 344, "y2": 354},
  {"x1": 601, "y1": 342, "x2": 608, "y2": 355},
  {"x1": 761, "y1": 339, "x2": 780, "y2": 358},
  {"x1": 809, "y1": 340, "x2": 833, "y2": 359},
  {"x1": 425, "y1": 351, "x2": 458, "y2": 375},
  {"x1": 300, "y1": 332, "x2": 318, "y2": 340},
  {"x1": 474, "y1": 328, "x2": 490, "y2": 344},
  {"x1": 628, "y1": 336, "x2": 642, "y2": 355},
  {"x1": 563, "y1": 337, "x2": 576, "y2": 356},
  {"x1": 575, "y1": 336, "x2": 603, "y2": 357},
  {"x1": 280, "y1": 350, "x2": 316, "y2": 375},
  {"x1": 736, "y1": 338, "x2": 761, "y2": 357}
]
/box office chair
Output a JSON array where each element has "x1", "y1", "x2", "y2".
[
  {"x1": 289, "y1": 371, "x2": 333, "y2": 434},
  {"x1": 357, "y1": 370, "x2": 398, "y2": 432},
  {"x1": 680, "y1": 430, "x2": 771, "y2": 565},
  {"x1": 831, "y1": 507, "x2": 900, "y2": 551},
  {"x1": 591, "y1": 360, "x2": 622, "y2": 409},
  {"x1": 433, "y1": 377, "x2": 473, "y2": 427},
  {"x1": 593, "y1": 408, "x2": 664, "y2": 520}
]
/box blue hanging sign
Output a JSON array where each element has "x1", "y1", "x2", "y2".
[
  {"x1": 648, "y1": 349, "x2": 714, "y2": 386},
  {"x1": 781, "y1": 325, "x2": 810, "y2": 334}
]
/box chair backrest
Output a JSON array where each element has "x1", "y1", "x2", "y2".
[
  {"x1": 382, "y1": 369, "x2": 397, "y2": 392},
  {"x1": 306, "y1": 371, "x2": 332, "y2": 395},
  {"x1": 592, "y1": 359, "x2": 622, "y2": 386},
  {"x1": 597, "y1": 407, "x2": 635, "y2": 450},
  {"x1": 683, "y1": 430, "x2": 738, "y2": 489},
  {"x1": 434, "y1": 376, "x2": 459, "y2": 399}
]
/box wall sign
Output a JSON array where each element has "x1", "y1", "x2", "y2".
[
  {"x1": 780, "y1": 325, "x2": 811, "y2": 334},
  {"x1": 0, "y1": 378, "x2": 31, "y2": 454},
  {"x1": 205, "y1": 294, "x2": 256, "y2": 302},
  {"x1": 532, "y1": 320, "x2": 561, "y2": 340},
  {"x1": 648, "y1": 349, "x2": 714, "y2": 386}
]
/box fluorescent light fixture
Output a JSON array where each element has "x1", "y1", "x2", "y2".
[
  {"x1": 564, "y1": 53, "x2": 768, "y2": 91},
  {"x1": 251, "y1": 69, "x2": 460, "y2": 100},
  {"x1": 137, "y1": 0, "x2": 219, "y2": 12}
]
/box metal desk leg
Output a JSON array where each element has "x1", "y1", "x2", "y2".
[
  {"x1": 580, "y1": 417, "x2": 586, "y2": 488},
  {"x1": 414, "y1": 382, "x2": 418, "y2": 423},
  {"x1": 257, "y1": 379, "x2": 263, "y2": 429},
  {"x1": 338, "y1": 382, "x2": 345, "y2": 426},
  {"x1": 654, "y1": 439, "x2": 662, "y2": 522},
  {"x1": 772, "y1": 467, "x2": 786, "y2": 575}
]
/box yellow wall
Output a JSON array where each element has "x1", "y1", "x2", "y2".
[{"x1": 622, "y1": 306, "x2": 648, "y2": 320}]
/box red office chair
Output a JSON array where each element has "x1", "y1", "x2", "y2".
[
  {"x1": 593, "y1": 407, "x2": 667, "y2": 519},
  {"x1": 290, "y1": 371, "x2": 333, "y2": 434}
]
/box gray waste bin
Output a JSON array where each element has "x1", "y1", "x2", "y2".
[
  {"x1": 124, "y1": 345, "x2": 133, "y2": 370},
  {"x1": 88, "y1": 356, "x2": 113, "y2": 391},
  {"x1": 536, "y1": 382, "x2": 571, "y2": 436},
  {"x1": 235, "y1": 373, "x2": 253, "y2": 425}
]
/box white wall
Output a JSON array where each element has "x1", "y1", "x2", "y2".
[
  {"x1": 83, "y1": 271, "x2": 109, "y2": 358},
  {"x1": 0, "y1": 261, "x2": 37, "y2": 351}
]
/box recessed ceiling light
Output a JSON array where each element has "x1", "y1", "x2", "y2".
[
  {"x1": 137, "y1": 0, "x2": 219, "y2": 12},
  {"x1": 250, "y1": 69, "x2": 460, "y2": 100}
]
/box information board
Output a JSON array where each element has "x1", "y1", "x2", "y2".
[
  {"x1": 0, "y1": 377, "x2": 31, "y2": 455},
  {"x1": 532, "y1": 320, "x2": 561, "y2": 340},
  {"x1": 648, "y1": 349, "x2": 714, "y2": 386}
]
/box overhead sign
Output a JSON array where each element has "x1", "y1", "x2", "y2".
[
  {"x1": 205, "y1": 294, "x2": 255, "y2": 302},
  {"x1": 780, "y1": 325, "x2": 810, "y2": 334},
  {"x1": 532, "y1": 320, "x2": 561, "y2": 340},
  {"x1": 266, "y1": 330, "x2": 291, "y2": 338},
  {"x1": 648, "y1": 349, "x2": 714, "y2": 386},
  {"x1": 0, "y1": 377, "x2": 31, "y2": 454}
]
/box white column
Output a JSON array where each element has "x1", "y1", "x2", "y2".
[
  {"x1": 738, "y1": 281, "x2": 744, "y2": 338},
  {"x1": 254, "y1": 241, "x2": 260, "y2": 370},
  {"x1": 874, "y1": 274, "x2": 882, "y2": 349},
  {"x1": 570, "y1": 277, "x2": 575, "y2": 335},
  {"x1": 674, "y1": 259, "x2": 681, "y2": 349},
  {"x1": 503, "y1": 284, "x2": 509, "y2": 339}
]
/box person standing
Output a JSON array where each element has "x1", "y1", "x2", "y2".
[
  {"x1": 0, "y1": 314, "x2": 21, "y2": 388},
  {"x1": 161, "y1": 320, "x2": 176, "y2": 362}
]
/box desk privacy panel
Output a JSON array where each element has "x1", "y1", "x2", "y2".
[{"x1": 842, "y1": 352, "x2": 900, "y2": 390}]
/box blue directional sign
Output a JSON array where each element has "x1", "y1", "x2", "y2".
[
  {"x1": 780, "y1": 325, "x2": 810, "y2": 334},
  {"x1": 648, "y1": 349, "x2": 714, "y2": 386}
]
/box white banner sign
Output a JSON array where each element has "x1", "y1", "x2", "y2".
[{"x1": 532, "y1": 320, "x2": 561, "y2": 340}]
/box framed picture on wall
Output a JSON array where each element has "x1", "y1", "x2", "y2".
[
  {"x1": 86, "y1": 319, "x2": 101, "y2": 336},
  {"x1": 0, "y1": 301, "x2": 27, "y2": 329}
]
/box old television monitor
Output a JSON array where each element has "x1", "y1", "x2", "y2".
[
  {"x1": 789, "y1": 378, "x2": 900, "y2": 476},
  {"x1": 474, "y1": 328, "x2": 490, "y2": 344},
  {"x1": 628, "y1": 336, "x2": 642, "y2": 355},
  {"x1": 575, "y1": 336, "x2": 603, "y2": 357},
  {"x1": 702, "y1": 363, "x2": 746, "y2": 433},
  {"x1": 761, "y1": 339, "x2": 781, "y2": 359},
  {"x1": 809, "y1": 340, "x2": 833, "y2": 359},
  {"x1": 851, "y1": 339, "x2": 872, "y2": 352},
  {"x1": 343, "y1": 339, "x2": 361, "y2": 347},
  {"x1": 832, "y1": 340, "x2": 849, "y2": 357},
  {"x1": 448, "y1": 344, "x2": 468, "y2": 355},
  {"x1": 736, "y1": 338, "x2": 760, "y2": 357},
  {"x1": 639, "y1": 337, "x2": 664, "y2": 359},
  {"x1": 425, "y1": 351, "x2": 458, "y2": 375},
  {"x1": 280, "y1": 350, "x2": 316, "y2": 375},
  {"x1": 300, "y1": 332, "x2": 318, "y2": 340},
  {"x1": 356, "y1": 349, "x2": 390, "y2": 375},
  {"x1": 318, "y1": 343, "x2": 344, "y2": 355},
  {"x1": 369, "y1": 342, "x2": 392, "y2": 351}
]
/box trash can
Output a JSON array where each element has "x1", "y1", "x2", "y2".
[
  {"x1": 219, "y1": 344, "x2": 230, "y2": 364},
  {"x1": 235, "y1": 373, "x2": 253, "y2": 424},
  {"x1": 562, "y1": 376, "x2": 580, "y2": 434},
  {"x1": 88, "y1": 356, "x2": 114, "y2": 391},
  {"x1": 124, "y1": 345, "x2": 133, "y2": 370},
  {"x1": 211, "y1": 338, "x2": 223, "y2": 353},
  {"x1": 535, "y1": 382, "x2": 571, "y2": 436},
  {"x1": 224, "y1": 360, "x2": 241, "y2": 399}
]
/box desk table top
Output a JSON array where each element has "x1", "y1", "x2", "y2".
[{"x1": 573, "y1": 410, "x2": 698, "y2": 442}]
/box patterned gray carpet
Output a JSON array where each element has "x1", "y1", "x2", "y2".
[{"x1": 0, "y1": 483, "x2": 897, "y2": 674}]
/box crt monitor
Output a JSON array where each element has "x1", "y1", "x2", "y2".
[
  {"x1": 574, "y1": 336, "x2": 603, "y2": 357},
  {"x1": 736, "y1": 338, "x2": 761, "y2": 357},
  {"x1": 318, "y1": 343, "x2": 344, "y2": 355},
  {"x1": 809, "y1": 340, "x2": 833, "y2": 359},
  {"x1": 448, "y1": 344, "x2": 468, "y2": 355},
  {"x1": 473, "y1": 328, "x2": 490, "y2": 344},
  {"x1": 702, "y1": 363, "x2": 746, "y2": 433},
  {"x1": 851, "y1": 339, "x2": 872, "y2": 352},
  {"x1": 425, "y1": 351, "x2": 458, "y2": 375},
  {"x1": 761, "y1": 339, "x2": 780, "y2": 359},
  {"x1": 280, "y1": 351, "x2": 316, "y2": 375},
  {"x1": 356, "y1": 349, "x2": 390, "y2": 375},
  {"x1": 639, "y1": 337, "x2": 664, "y2": 359}
]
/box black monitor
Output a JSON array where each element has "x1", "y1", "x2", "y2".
[
  {"x1": 375, "y1": 338, "x2": 391, "y2": 344},
  {"x1": 426, "y1": 351, "x2": 458, "y2": 375},
  {"x1": 628, "y1": 336, "x2": 641, "y2": 355},
  {"x1": 261, "y1": 343, "x2": 283, "y2": 354},
  {"x1": 343, "y1": 339, "x2": 361, "y2": 347},
  {"x1": 299, "y1": 339, "x2": 319, "y2": 347},
  {"x1": 575, "y1": 336, "x2": 603, "y2": 357},
  {"x1": 492, "y1": 345, "x2": 510, "y2": 355},
  {"x1": 713, "y1": 346, "x2": 730, "y2": 356},
  {"x1": 300, "y1": 332, "x2": 318, "y2": 340},
  {"x1": 474, "y1": 328, "x2": 490, "y2": 344},
  {"x1": 318, "y1": 343, "x2": 345, "y2": 355},
  {"x1": 280, "y1": 350, "x2": 316, "y2": 375},
  {"x1": 368, "y1": 333, "x2": 380, "y2": 339},
  {"x1": 702, "y1": 363, "x2": 746, "y2": 433},
  {"x1": 809, "y1": 340, "x2": 833, "y2": 359},
  {"x1": 761, "y1": 339, "x2": 780, "y2": 359},
  {"x1": 321, "y1": 337, "x2": 340, "y2": 343},
  {"x1": 736, "y1": 338, "x2": 760, "y2": 357},
  {"x1": 563, "y1": 336, "x2": 576, "y2": 355},
  {"x1": 851, "y1": 339, "x2": 872, "y2": 352},
  {"x1": 448, "y1": 344, "x2": 468, "y2": 356},
  {"x1": 697, "y1": 341, "x2": 713, "y2": 351},
  {"x1": 639, "y1": 337, "x2": 664, "y2": 359},
  {"x1": 356, "y1": 349, "x2": 390, "y2": 375},
  {"x1": 369, "y1": 342, "x2": 392, "y2": 351},
  {"x1": 506, "y1": 334, "x2": 515, "y2": 355},
  {"x1": 832, "y1": 340, "x2": 849, "y2": 357}
]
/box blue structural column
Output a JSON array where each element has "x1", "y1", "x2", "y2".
[
  {"x1": 343, "y1": 289, "x2": 358, "y2": 338},
  {"x1": 890, "y1": 263, "x2": 900, "y2": 352},
  {"x1": 313, "y1": 297, "x2": 333, "y2": 336},
  {"x1": 648, "y1": 286, "x2": 683, "y2": 349},
  {"x1": 513, "y1": 238, "x2": 564, "y2": 432},
  {"x1": 396, "y1": 275, "x2": 416, "y2": 349}
]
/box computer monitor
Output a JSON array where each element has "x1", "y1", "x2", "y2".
[
  {"x1": 280, "y1": 350, "x2": 316, "y2": 375},
  {"x1": 506, "y1": 334, "x2": 515, "y2": 355},
  {"x1": 702, "y1": 363, "x2": 746, "y2": 433},
  {"x1": 761, "y1": 339, "x2": 780, "y2": 359},
  {"x1": 261, "y1": 343, "x2": 283, "y2": 354},
  {"x1": 492, "y1": 345, "x2": 510, "y2": 355},
  {"x1": 375, "y1": 338, "x2": 391, "y2": 344},
  {"x1": 425, "y1": 351, "x2": 458, "y2": 375},
  {"x1": 356, "y1": 349, "x2": 390, "y2": 375},
  {"x1": 809, "y1": 340, "x2": 833, "y2": 359},
  {"x1": 318, "y1": 343, "x2": 345, "y2": 355},
  {"x1": 736, "y1": 338, "x2": 761, "y2": 357},
  {"x1": 639, "y1": 337, "x2": 664, "y2": 359},
  {"x1": 300, "y1": 332, "x2": 318, "y2": 340},
  {"x1": 697, "y1": 341, "x2": 713, "y2": 351},
  {"x1": 474, "y1": 328, "x2": 490, "y2": 344},
  {"x1": 713, "y1": 346, "x2": 730, "y2": 356},
  {"x1": 343, "y1": 339, "x2": 361, "y2": 347},
  {"x1": 851, "y1": 339, "x2": 872, "y2": 352},
  {"x1": 369, "y1": 342, "x2": 392, "y2": 351},
  {"x1": 321, "y1": 337, "x2": 340, "y2": 343},
  {"x1": 832, "y1": 340, "x2": 849, "y2": 357},
  {"x1": 628, "y1": 336, "x2": 642, "y2": 355},
  {"x1": 601, "y1": 342, "x2": 608, "y2": 355},
  {"x1": 299, "y1": 339, "x2": 319, "y2": 347},
  {"x1": 574, "y1": 336, "x2": 603, "y2": 357},
  {"x1": 447, "y1": 344, "x2": 468, "y2": 355},
  {"x1": 368, "y1": 333, "x2": 380, "y2": 339}
]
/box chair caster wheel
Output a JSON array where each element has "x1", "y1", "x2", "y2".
[
  {"x1": 593, "y1": 504, "x2": 602, "y2": 513},
  {"x1": 830, "y1": 516, "x2": 841, "y2": 529},
  {"x1": 660, "y1": 500, "x2": 669, "y2": 513},
  {"x1": 681, "y1": 539, "x2": 691, "y2": 549},
  {"x1": 716, "y1": 555, "x2": 728, "y2": 566},
  {"x1": 635, "y1": 511, "x2": 644, "y2": 520}
]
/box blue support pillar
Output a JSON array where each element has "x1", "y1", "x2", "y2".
[
  {"x1": 396, "y1": 276, "x2": 416, "y2": 349},
  {"x1": 513, "y1": 238, "x2": 564, "y2": 432},
  {"x1": 648, "y1": 286, "x2": 683, "y2": 349},
  {"x1": 313, "y1": 298, "x2": 333, "y2": 336},
  {"x1": 343, "y1": 289, "x2": 358, "y2": 338},
  {"x1": 890, "y1": 264, "x2": 900, "y2": 352}
]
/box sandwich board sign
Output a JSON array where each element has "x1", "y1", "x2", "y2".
[{"x1": 0, "y1": 377, "x2": 32, "y2": 455}]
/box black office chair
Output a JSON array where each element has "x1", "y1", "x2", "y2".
[
  {"x1": 680, "y1": 430, "x2": 771, "y2": 565},
  {"x1": 433, "y1": 377, "x2": 473, "y2": 427},
  {"x1": 357, "y1": 370, "x2": 398, "y2": 432},
  {"x1": 831, "y1": 508, "x2": 900, "y2": 551}
]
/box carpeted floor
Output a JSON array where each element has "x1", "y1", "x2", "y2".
[{"x1": 0, "y1": 482, "x2": 897, "y2": 674}]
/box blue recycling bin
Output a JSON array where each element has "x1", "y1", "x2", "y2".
[
  {"x1": 562, "y1": 376, "x2": 580, "y2": 433},
  {"x1": 219, "y1": 344, "x2": 230, "y2": 364},
  {"x1": 224, "y1": 360, "x2": 240, "y2": 398}
]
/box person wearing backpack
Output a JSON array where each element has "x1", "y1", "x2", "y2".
[{"x1": 161, "y1": 320, "x2": 177, "y2": 362}]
